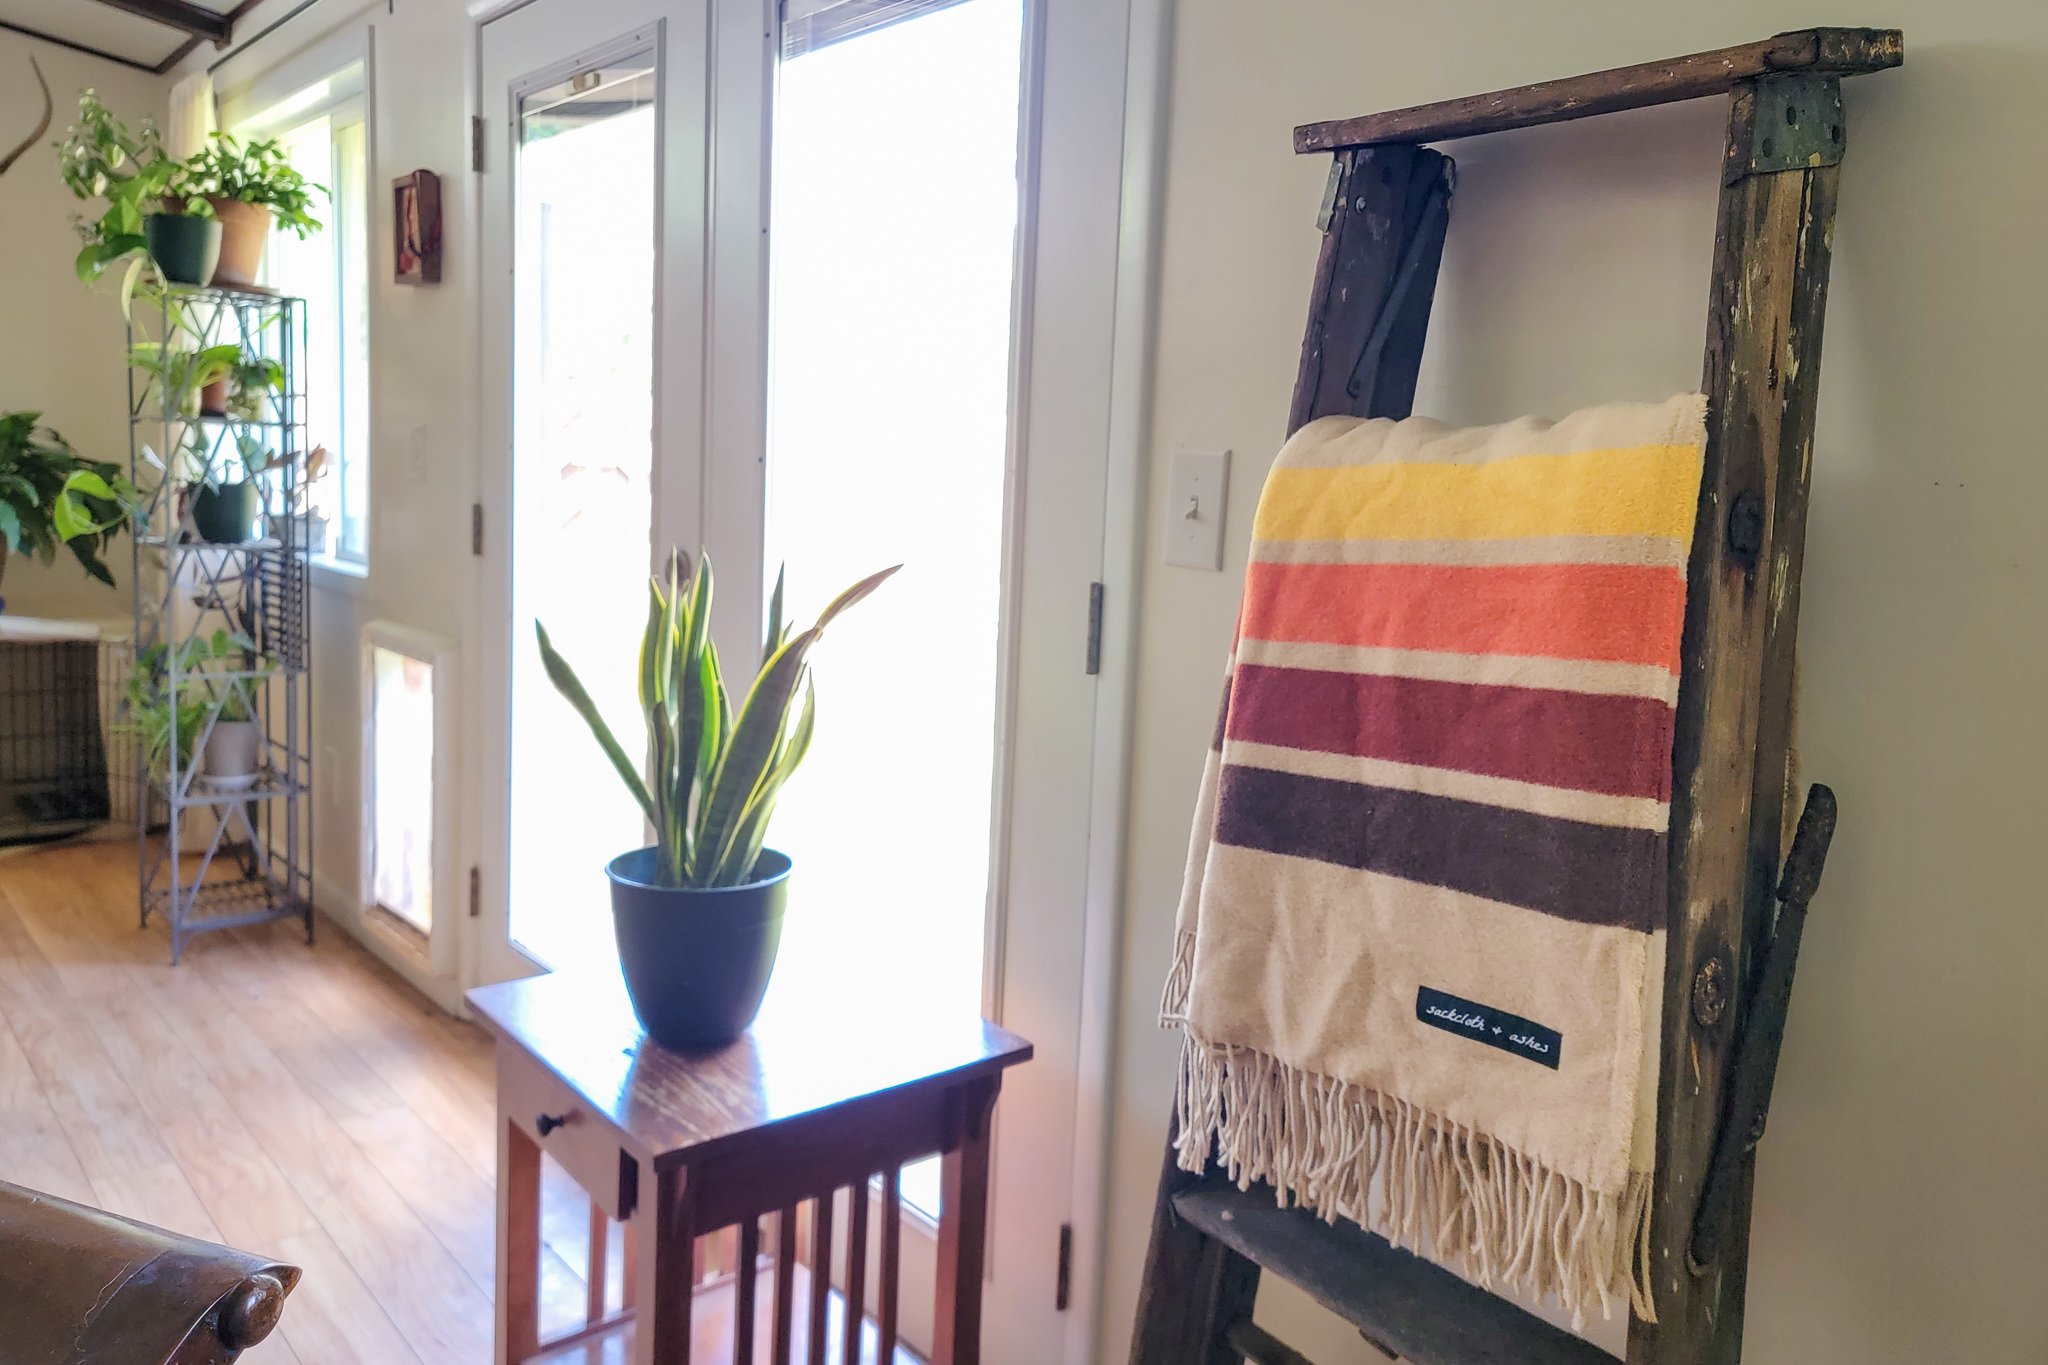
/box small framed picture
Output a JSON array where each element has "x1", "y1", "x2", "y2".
[{"x1": 393, "y1": 170, "x2": 442, "y2": 285}]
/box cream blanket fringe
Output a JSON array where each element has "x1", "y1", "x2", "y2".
[{"x1": 1163, "y1": 931, "x2": 1656, "y2": 1329}]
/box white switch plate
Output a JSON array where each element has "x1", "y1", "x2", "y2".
[{"x1": 1165, "y1": 447, "x2": 1231, "y2": 570}]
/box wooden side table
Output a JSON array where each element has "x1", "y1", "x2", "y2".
[{"x1": 468, "y1": 970, "x2": 1032, "y2": 1365}]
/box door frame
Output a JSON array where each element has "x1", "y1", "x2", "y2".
[
  {"x1": 1063, "y1": 0, "x2": 1169, "y2": 1353},
  {"x1": 461, "y1": 0, "x2": 1167, "y2": 1357},
  {"x1": 471, "y1": 10, "x2": 666, "y2": 988}
]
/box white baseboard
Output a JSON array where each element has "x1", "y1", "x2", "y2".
[{"x1": 311, "y1": 870, "x2": 467, "y2": 1017}]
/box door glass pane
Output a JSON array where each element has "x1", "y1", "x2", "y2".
[
  {"x1": 509, "y1": 55, "x2": 658, "y2": 973},
  {"x1": 764, "y1": 0, "x2": 1025, "y2": 1216}
]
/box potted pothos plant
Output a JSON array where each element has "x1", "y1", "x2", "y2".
[
  {"x1": 537, "y1": 551, "x2": 896, "y2": 1047},
  {"x1": 121, "y1": 629, "x2": 272, "y2": 790},
  {"x1": 182, "y1": 132, "x2": 324, "y2": 288},
  {"x1": 55, "y1": 90, "x2": 217, "y2": 289},
  {"x1": 0, "y1": 412, "x2": 136, "y2": 590},
  {"x1": 186, "y1": 431, "x2": 277, "y2": 545},
  {"x1": 129, "y1": 339, "x2": 240, "y2": 418},
  {"x1": 200, "y1": 349, "x2": 282, "y2": 424}
]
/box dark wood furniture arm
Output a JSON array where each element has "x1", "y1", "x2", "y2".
[{"x1": 0, "y1": 1179, "x2": 300, "y2": 1364}]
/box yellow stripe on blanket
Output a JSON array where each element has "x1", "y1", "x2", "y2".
[{"x1": 1254, "y1": 443, "x2": 1702, "y2": 544}]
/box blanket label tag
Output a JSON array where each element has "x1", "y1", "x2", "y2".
[{"x1": 1415, "y1": 986, "x2": 1562, "y2": 1070}]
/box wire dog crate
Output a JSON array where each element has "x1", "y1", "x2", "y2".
[
  {"x1": 0, "y1": 619, "x2": 112, "y2": 846},
  {"x1": 127, "y1": 284, "x2": 314, "y2": 962}
]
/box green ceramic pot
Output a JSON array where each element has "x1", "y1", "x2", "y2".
[
  {"x1": 144, "y1": 213, "x2": 222, "y2": 287},
  {"x1": 607, "y1": 847, "x2": 791, "y2": 1049},
  {"x1": 190, "y1": 481, "x2": 259, "y2": 544}
]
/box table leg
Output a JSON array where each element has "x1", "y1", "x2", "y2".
[
  {"x1": 933, "y1": 1079, "x2": 999, "y2": 1365},
  {"x1": 632, "y1": 1162, "x2": 697, "y2": 1365},
  {"x1": 496, "y1": 1114, "x2": 542, "y2": 1365}
]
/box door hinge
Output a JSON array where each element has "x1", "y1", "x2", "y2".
[
  {"x1": 1084, "y1": 582, "x2": 1104, "y2": 676},
  {"x1": 471, "y1": 502, "x2": 484, "y2": 556},
  {"x1": 1055, "y1": 1222, "x2": 1073, "y2": 1311},
  {"x1": 468, "y1": 866, "x2": 480, "y2": 918},
  {"x1": 470, "y1": 114, "x2": 485, "y2": 173}
]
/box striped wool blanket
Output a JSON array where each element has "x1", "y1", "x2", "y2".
[{"x1": 1163, "y1": 393, "x2": 1707, "y2": 1324}]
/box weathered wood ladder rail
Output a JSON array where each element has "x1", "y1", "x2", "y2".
[{"x1": 1130, "y1": 28, "x2": 1900, "y2": 1365}]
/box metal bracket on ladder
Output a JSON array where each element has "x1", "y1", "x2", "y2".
[{"x1": 1131, "y1": 28, "x2": 1901, "y2": 1365}]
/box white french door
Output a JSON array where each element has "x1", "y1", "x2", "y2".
[{"x1": 473, "y1": 1, "x2": 1132, "y2": 1359}]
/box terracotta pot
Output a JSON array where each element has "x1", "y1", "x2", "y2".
[
  {"x1": 208, "y1": 198, "x2": 274, "y2": 288},
  {"x1": 200, "y1": 377, "x2": 228, "y2": 416}
]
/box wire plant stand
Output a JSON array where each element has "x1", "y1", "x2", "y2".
[{"x1": 127, "y1": 284, "x2": 313, "y2": 962}]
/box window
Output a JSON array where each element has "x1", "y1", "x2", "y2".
[{"x1": 236, "y1": 65, "x2": 371, "y2": 566}]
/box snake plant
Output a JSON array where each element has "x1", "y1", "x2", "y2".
[{"x1": 536, "y1": 550, "x2": 896, "y2": 889}]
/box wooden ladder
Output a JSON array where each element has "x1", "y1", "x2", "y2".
[{"x1": 1129, "y1": 28, "x2": 1901, "y2": 1365}]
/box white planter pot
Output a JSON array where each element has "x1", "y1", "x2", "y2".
[{"x1": 202, "y1": 719, "x2": 263, "y2": 792}]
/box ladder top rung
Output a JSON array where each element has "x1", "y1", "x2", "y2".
[
  {"x1": 1172, "y1": 1180, "x2": 1617, "y2": 1365},
  {"x1": 1295, "y1": 27, "x2": 1904, "y2": 153}
]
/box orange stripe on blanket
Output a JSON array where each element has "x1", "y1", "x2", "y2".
[{"x1": 1241, "y1": 560, "x2": 1687, "y2": 672}]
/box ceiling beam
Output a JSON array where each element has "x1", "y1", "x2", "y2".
[
  {"x1": 89, "y1": 0, "x2": 234, "y2": 46},
  {"x1": 0, "y1": 19, "x2": 159, "y2": 73}
]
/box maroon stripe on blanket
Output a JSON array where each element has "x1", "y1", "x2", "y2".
[
  {"x1": 1226, "y1": 662, "x2": 1675, "y2": 800},
  {"x1": 1213, "y1": 763, "x2": 1666, "y2": 930}
]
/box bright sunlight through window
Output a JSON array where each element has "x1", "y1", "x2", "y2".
[
  {"x1": 243, "y1": 66, "x2": 370, "y2": 566},
  {"x1": 765, "y1": 0, "x2": 1026, "y2": 1216}
]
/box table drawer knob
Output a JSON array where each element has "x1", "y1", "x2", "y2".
[{"x1": 535, "y1": 1112, "x2": 568, "y2": 1137}]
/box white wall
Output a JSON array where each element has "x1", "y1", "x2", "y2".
[
  {"x1": 1100, "y1": 4, "x2": 2048, "y2": 1364},
  {"x1": 0, "y1": 32, "x2": 167, "y2": 622},
  {"x1": 172, "y1": 0, "x2": 481, "y2": 1004}
]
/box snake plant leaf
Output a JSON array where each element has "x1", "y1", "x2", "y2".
[
  {"x1": 694, "y1": 625, "x2": 819, "y2": 880},
  {"x1": 711, "y1": 677, "x2": 815, "y2": 884},
  {"x1": 667, "y1": 559, "x2": 705, "y2": 878},
  {"x1": 540, "y1": 549, "x2": 888, "y2": 889},
  {"x1": 764, "y1": 563, "x2": 786, "y2": 659},
  {"x1": 696, "y1": 565, "x2": 895, "y2": 881},
  {"x1": 694, "y1": 638, "x2": 728, "y2": 810},
  {"x1": 814, "y1": 563, "x2": 901, "y2": 630},
  {"x1": 639, "y1": 573, "x2": 668, "y2": 714},
  {"x1": 535, "y1": 620, "x2": 656, "y2": 826}
]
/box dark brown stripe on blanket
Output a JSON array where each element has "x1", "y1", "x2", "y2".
[
  {"x1": 1213, "y1": 763, "x2": 1666, "y2": 929},
  {"x1": 1227, "y1": 662, "x2": 1675, "y2": 800}
]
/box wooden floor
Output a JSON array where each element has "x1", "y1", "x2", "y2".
[{"x1": 0, "y1": 840, "x2": 778, "y2": 1363}]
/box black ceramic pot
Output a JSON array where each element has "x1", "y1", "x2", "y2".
[
  {"x1": 143, "y1": 213, "x2": 222, "y2": 287},
  {"x1": 190, "y1": 480, "x2": 259, "y2": 544},
  {"x1": 606, "y1": 847, "x2": 791, "y2": 1049}
]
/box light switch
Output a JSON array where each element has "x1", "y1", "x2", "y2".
[{"x1": 1164, "y1": 448, "x2": 1231, "y2": 571}]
